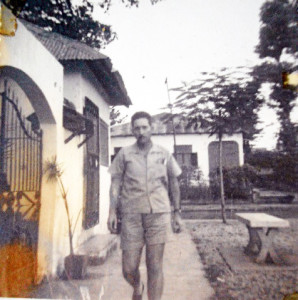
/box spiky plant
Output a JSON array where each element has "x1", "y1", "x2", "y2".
[{"x1": 44, "y1": 156, "x2": 81, "y2": 256}]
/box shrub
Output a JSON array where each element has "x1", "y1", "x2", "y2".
[
  {"x1": 246, "y1": 150, "x2": 279, "y2": 169},
  {"x1": 246, "y1": 150, "x2": 297, "y2": 192},
  {"x1": 178, "y1": 165, "x2": 202, "y2": 187},
  {"x1": 178, "y1": 165, "x2": 214, "y2": 201},
  {"x1": 271, "y1": 153, "x2": 297, "y2": 192},
  {"x1": 180, "y1": 183, "x2": 213, "y2": 202},
  {"x1": 209, "y1": 164, "x2": 258, "y2": 200}
]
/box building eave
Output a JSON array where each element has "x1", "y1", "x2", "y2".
[
  {"x1": 85, "y1": 60, "x2": 132, "y2": 107},
  {"x1": 21, "y1": 19, "x2": 132, "y2": 107}
]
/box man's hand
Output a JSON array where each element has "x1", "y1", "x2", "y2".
[
  {"x1": 172, "y1": 211, "x2": 183, "y2": 233},
  {"x1": 107, "y1": 210, "x2": 118, "y2": 234}
]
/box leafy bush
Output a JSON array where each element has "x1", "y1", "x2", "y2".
[
  {"x1": 271, "y1": 153, "x2": 297, "y2": 191},
  {"x1": 178, "y1": 165, "x2": 202, "y2": 187},
  {"x1": 247, "y1": 151, "x2": 297, "y2": 192},
  {"x1": 246, "y1": 150, "x2": 279, "y2": 169},
  {"x1": 209, "y1": 164, "x2": 258, "y2": 200},
  {"x1": 180, "y1": 183, "x2": 214, "y2": 202},
  {"x1": 178, "y1": 165, "x2": 214, "y2": 201}
]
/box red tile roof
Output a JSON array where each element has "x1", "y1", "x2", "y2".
[
  {"x1": 21, "y1": 19, "x2": 131, "y2": 106},
  {"x1": 21, "y1": 20, "x2": 107, "y2": 61}
]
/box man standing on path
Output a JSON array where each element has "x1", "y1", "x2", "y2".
[{"x1": 108, "y1": 111, "x2": 183, "y2": 300}]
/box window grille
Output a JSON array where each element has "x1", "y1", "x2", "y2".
[{"x1": 174, "y1": 145, "x2": 198, "y2": 167}]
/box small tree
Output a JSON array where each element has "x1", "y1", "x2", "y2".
[
  {"x1": 110, "y1": 106, "x2": 127, "y2": 126},
  {"x1": 44, "y1": 157, "x2": 81, "y2": 257},
  {"x1": 172, "y1": 68, "x2": 263, "y2": 223}
]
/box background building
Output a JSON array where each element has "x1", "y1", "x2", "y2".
[{"x1": 111, "y1": 113, "x2": 244, "y2": 183}]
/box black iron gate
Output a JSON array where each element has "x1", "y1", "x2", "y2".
[{"x1": 0, "y1": 80, "x2": 42, "y2": 297}]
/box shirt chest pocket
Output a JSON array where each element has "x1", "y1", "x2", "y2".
[
  {"x1": 124, "y1": 157, "x2": 146, "y2": 177},
  {"x1": 150, "y1": 158, "x2": 167, "y2": 179}
]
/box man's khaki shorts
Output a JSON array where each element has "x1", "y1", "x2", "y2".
[{"x1": 120, "y1": 213, "x2": 173, "y2": 250}]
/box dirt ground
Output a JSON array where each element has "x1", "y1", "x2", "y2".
[{"x1": 186, "y1": 219, "x2": 298, "y2": 300}]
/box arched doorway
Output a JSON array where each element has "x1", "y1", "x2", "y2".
[
  {"x1": 208, "y1": 141, "x2": 240, "y2": 174},
  {"x1": 0, "y1": 67, "x2": 56, "y2": 297}
]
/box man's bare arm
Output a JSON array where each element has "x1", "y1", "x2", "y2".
[
  {"x1": 168, "y1": 176, "x2": 183, "y2": 233},
  {"x1": 168, "y1": 175, "x2": 180, "y2": 210},
  {"x1": 107, "y1": 176, "x2": 122, "y2": 233},
  {"x1": 110, "y1": 176, "x2": 122, "y2": 210}
]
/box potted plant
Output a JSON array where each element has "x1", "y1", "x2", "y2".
[{"x1": 44, "y1": 157, "x2": 87, "y2": 280}]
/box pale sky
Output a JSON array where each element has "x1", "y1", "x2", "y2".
[{"x1": 91, "y1": 0, "x2": 289, "y2": 149}]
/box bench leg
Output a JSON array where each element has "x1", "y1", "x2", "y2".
[
  {"x1": 244, "y1": 226, "x2": 261, "y2": 255},
  {"x1": 254, "y1": 228, "x2": 282, "y2": 264},
  {"x1": 244, "y1": 227, "x2": 282, "y2": 264}
]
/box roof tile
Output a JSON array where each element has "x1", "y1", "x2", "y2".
[
  {"x1": 21, "y1": 19, "x2": 107, "y2": 61},
  {"x1": 20, "y1": 19, "x2": 132, "y2": 106}
]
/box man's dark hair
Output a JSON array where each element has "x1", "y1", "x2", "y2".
[{"x1": 131, "y1": 111, "x2": 152, "y2": 127}]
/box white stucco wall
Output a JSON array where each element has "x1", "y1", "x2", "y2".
[
  {"x1": 0, "y1": 22, "x2": 64, "y2": 124},
  {"x1": 0, "y1": 19, "x2": 122, "y2": 280},
  {"x1": 47, "y1": 62, "x2": 113, "y2": 276},
  {"x1": 79, "y1": 63, "x2": 111, "y2": 236},
  {"x1": 111, "y1": 133, "x2": 244, "y2": 182},
  {"x1": 63, "y1": 61, "x2": 110, "y2": 121},
  {"x1": 63, "y1": 63, "x2": 111, "y2": 247},
  {"x1": 1, "y1": 21, "x2": 65, "y2": 279}
]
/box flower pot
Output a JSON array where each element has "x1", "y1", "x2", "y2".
[{"x1": 64, "y1": 254, "x2": 88, "y2": 280}]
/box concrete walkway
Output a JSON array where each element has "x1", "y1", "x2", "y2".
[{"x1": 31, "y1": 229, "x2": 214, "y2": 300}]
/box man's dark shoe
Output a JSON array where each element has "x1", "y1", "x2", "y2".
[{"x1": 132, "y1": 283, "x2": 144, "y2": 300}]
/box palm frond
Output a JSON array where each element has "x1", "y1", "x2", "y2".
[{"x1": 44, "y1": 156, "x2": 63, "y2": 182}]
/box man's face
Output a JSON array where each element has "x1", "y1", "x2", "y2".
[{"x1": 132, "y1": 118, "x2": 152, "y2": 146}]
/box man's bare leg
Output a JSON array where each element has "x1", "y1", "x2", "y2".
[
  {"x1": 146, "y1": 243, "x2": 165, "y2": 300},
  {"x1": 122, "y1": 248, "x2": 143, "y2": 295}
]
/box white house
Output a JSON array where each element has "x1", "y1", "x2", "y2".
[
  {"x1": 111, "y1": 114, "x2": 244, "y2": 183},
  {"x1": 0, "y1": 17, "x2": 130, "y2": 295}
]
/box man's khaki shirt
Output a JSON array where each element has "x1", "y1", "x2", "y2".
[{"x1": 109, "y1": 143, "x2": 182, "y2": 214}]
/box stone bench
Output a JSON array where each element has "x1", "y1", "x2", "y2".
[
  {"x1": 236, "y1": 212, "x2": 290, "y2": 264},
  {"x1": 252, "y1": 189, "x2": 295, "y2": 203}
]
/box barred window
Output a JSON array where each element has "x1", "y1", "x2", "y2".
[{"x1": 174, "y1": 145, "x2": 198, "y2": 167}]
